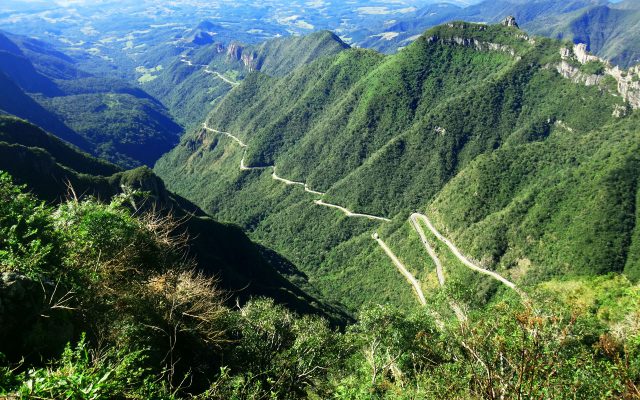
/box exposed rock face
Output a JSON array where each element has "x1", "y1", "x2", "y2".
[
  {"x1": 608, "y1": 65, "x2": 640, "y2": 110},
  {"x1": 426, "y1": 35, "x2": 519, "y2": 58},
  {"x1": 555, "y1": 60, "x2": 603, "y2": 86},
  {"x1": 241, "y1": 52, "x2": 257, "y2": 72},
  {"x1": 501, "y1": 16, "x2": 519, "y2": 28},
  {"x1": 558, "y1": 44, "x2": 640, "y2": 109},
  {"x1": 573, "y1": 43, "x2": 600, "y2": 64},
  {"x1": 225, "y1": 43, "x2": 258, "y2": 71},
  {"x1": 226, "y1": 43, "x2": 243, "y2": 60}
]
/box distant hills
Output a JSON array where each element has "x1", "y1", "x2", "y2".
[
  {"x1": 143, "y1": 31, "x2": 349, "y2": 130},
  {"x1": 0, "y1": 31, "x2": 181, "y2": 168},
  {"x1": 534, "y1": 0, "x2": 640, "y2": 67},
  {"x1": 362, "y1": 0, "x2": 640, "y2": 68}
]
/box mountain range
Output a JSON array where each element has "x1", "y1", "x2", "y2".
[
  {"x1": 156, "y1": 20, "x2": 640, "y2": 312},
  {"x1": 360, "y1": 0, "x2": 640, "y2": 68},
  {"x1": 0, "y1": 4, "x2": 639, "y2": 397}
]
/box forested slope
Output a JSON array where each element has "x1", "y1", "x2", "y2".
[
  {"x1": 0, "y1": 114, "x2": 341, "y2": 321},
  {"x1": 144, "y1": 31, "x2": 349, "y2": 130},
  {"x1": 0, "y1": 31, "x2": 181, "y2": 167},
  {"x1": 156, "y1": 21, "x2": 640, "y2": 311}
]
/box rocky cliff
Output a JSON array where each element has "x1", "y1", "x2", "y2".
[
  {"x1": 557, "y1": 43, "x2": 640, "y2": 109},
  {"x1": 225, "y1": 43, "x2": 258, "y2": 71}
]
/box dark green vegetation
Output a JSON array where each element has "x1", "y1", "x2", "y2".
[
  {"x1": 144, "y1": 31, "x2": 349, "y2": 130},
  {"x1": 156, "y1": 21, "x2": 638, "y2": 314},
  {"x1": 0, "y1": 114, "x2": 339, "y2": 320},
  {"x1": 1, "y1": 172, "x2": 638, "y2": 399},
  {"x1": 0, "y1": 31, "x2": 181, "y2": 167}
]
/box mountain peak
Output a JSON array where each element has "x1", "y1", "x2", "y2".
[{"x1": 501, "y1": 16, "x2": 519, "y2": 28}]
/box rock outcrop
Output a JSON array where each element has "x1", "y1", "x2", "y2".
[
  {"x1": 501, "y1": 16, "x2": 519, "y2": 28},
  {"x1": 426, "y1": 35, "x2": 519, "y2": 58},
  {"x1": 225, "y1": 43, "x2": 258, "y2": 71},
  {"x1": 557, "y1": 44, "x2": 640, "y2": 109},
  {"x1": 226, "y1": 43, "x2": 243, "y2": 60},
  {"x1": 555, "y1": 60, "x2": 603, "y2": 86}
]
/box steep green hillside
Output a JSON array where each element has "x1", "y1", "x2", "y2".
[
  {"x1": 0, "y1": 71, "x2": 89, "y2": 149},
  {"x1": 35, "y1": 91, "x2": 181, "y2": 167},
  {"x1": 0, "y1": 114, "x2": 342, "y2": 321},
  {"x1": 144, "y1": 31, "x2": 349, "y2": 130},
  {"x1": 156, "y1": 21, "x2": 639, "y2": 312},
  {"x1": 2, "y1": 168, "x2": 637, "y2": 398},
  {"x1": 0, "y1": 31, "x2": 181, "y2": 167}
]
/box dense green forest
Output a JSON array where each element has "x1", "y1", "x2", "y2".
[
  {"x1": 0, "y1": 172, "x2": 638, "y2": 398},
  {"x1": 156, "y1": 21, "x2": 640, "y2": 313},
  {"x1": 0, "y1": 31, "x2": 182, "y2": 168},
  {"x1": 143, "y1": 31, "x2": 349, "y2": 130}
]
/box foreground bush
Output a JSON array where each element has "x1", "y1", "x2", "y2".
[{"x1": 0, "y1": 171, "x2": 638, "y2": 399}]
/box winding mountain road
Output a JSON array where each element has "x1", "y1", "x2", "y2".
[
  {"x1": 203, "y1": 67, "x2": 240, "y2": 86},
  {"x1": 201, "y1": 123, "x2": 522, "y2": 308},
  {"x1": 372, "y1": 233, "x2": 426, "y2": 306},
  {"x1": 203, "y1": 123, "x2": 389, "y2": 221},
  {"x1": 179, "y1": 57, "x2": 240, "y2": 86},
  {"x1": 314, "y1": 200, "x2": 391, "y2": 222},
  {"x1": 411, "y1": 213, "x2": 526, "y2": 299},
  {"x1": 271, "y1": 167, "x2": 305, "y2": 187},
  {"x1": 410, "y1": 215, "x2": 445, "y2": 287},
  {"x1": 203, "y1": 126, "x2": 247, "y2": 147},
  {"x1": 409, "y1": 215, "x2": 467, "y2": 321},
  {"x1": 272, "y1": 168, "x2": 327, "y2": 196}
]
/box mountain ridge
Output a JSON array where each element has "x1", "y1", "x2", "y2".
[
  {"x1": 0, "y1": 114, "x2": 345, "y2": 322},
  {"x1": 0, "y1": 31, "x2": 182, "y2": 168},
  {"x1": 156, "y1": 21, "x2": 639, "y2": 312}
]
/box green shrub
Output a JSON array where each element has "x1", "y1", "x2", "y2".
[
  {"x1": 10, "y1": 334, "x2": 173, "y2": 399},
  {"x1": 580, "y1": 60, "x2": 606, "y2": 75},
  {"x1": 0, "y1": 172, "x2": 61, "y2": 278}
]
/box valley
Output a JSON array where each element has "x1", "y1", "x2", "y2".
[
  {"x1": 0, "y1": 2, "x2": 639, "y2": 398},
  {"x1": 201, "y1": 121, "x2": 524, "y2": 312},
  {"x1": 157, "y1": 20, "x2": 640, "y2": 315}
]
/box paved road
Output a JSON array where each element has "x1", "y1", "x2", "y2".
[
  {"x1": 409, "y1": 215, "x2": 467, "y2": 321},
  {"x1": 372, "y1": 233, "x2": 427, "y2": 306},
  {"x1": 203, "y1": 124, "x2": 388, "y2": 221},
  {"x1": 272, "y1": 167, "x2": 305, "y2": 186},
  {"x1": 315, "y1": 200, "x2": 391, "y2": 222},
  {"x1": 271, "y1": 168, "x2": 326, "y2": 196},
  {"x1": 203, "y1": 67, "x2": 240, "y2": 86},
  {"x1": 203, "y1": 125, "x2": 247, "y2": 147},
  {"x1": 410, "y1": 214, "x2": 446, "y2": 287},
  {"x1": 411, "y1": 213, "x2": 526, "y2": 298},
  {"x1": 180, "y1": 57, "x2": 239, "y2": 86}
]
